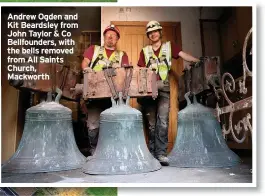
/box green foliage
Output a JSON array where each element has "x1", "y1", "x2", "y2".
[
  {"x1": 85, "y1": 187, "x2": 118, "y2": 196},
  {"x1": 33, "y1": 188, "x2": 59, "y2": 196}
]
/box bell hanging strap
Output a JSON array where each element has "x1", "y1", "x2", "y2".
[
  {"x1": 157, "y1": 42, "x2": 172, "y2": 81},
  {"x1": 91, "y1": 46, "x2": 104, "y2": 69}
]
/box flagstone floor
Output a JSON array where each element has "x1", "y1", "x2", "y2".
[{"x1": 2, "y1": 157, "x2": 252, "y2": 184}]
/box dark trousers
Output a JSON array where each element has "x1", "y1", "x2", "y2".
[
  {"x1": 138, "y1": 91, "x2": 170, "y2": 157},
  {"x1": 86, "y1": 99, "x2": 112, "y2": 150}
]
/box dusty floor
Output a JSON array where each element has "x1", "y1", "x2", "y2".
[{"x1": 2, "y1": 159, "x2": 252, "y2": 184}]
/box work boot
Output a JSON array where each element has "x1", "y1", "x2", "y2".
[
  {"x1": 86, "y1": 148, "x2": 96, "y2": 162},
  {"x1": 157, "y1": 155, "x2": 169, "y2": 166}
]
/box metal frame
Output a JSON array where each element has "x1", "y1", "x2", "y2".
[{"x1": 214, "y1": 28, "x2": 252, "y2": 143}]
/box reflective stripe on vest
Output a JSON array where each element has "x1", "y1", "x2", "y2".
[
  {"x1": 142, "y1": 41, "x2": 172, "y2": 81},
  {"x1": 90, "y1": 45, "x2": 124, "y2": 72}
]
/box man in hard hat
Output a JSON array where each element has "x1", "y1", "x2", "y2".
[
  {"x1": 137, "y1": 20, "x2": 201, "y2": 166},
  {"x1": 81, "y1": 24, "x2": 129, "y2": 155}
]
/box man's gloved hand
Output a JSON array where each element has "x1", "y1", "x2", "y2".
[
  {"x1": 199, "y1": 56, "x2": 206, "y2": 61},
  {"x1": 199, "y1": 56, "x2": 206, "y2": 64},
  {"x1": 83, "y1": 67, "x2": 90, "y2": 74},
  {"x1": 194, "y1": 57, "x2": 205, "y2": 67},
  {"x1": 184, "y1": 63, "x2": 193, "y2": 71}
]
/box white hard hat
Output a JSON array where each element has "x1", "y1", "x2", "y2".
[{"x1": 146, "y1": 20, "x2": 162, "y2": 34}]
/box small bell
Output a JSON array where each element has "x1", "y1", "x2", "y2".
[
  {"x1": 2, "y1": 88, "x2": 86, "y2": 173},
  {"x1": 168, "y1": 92, "x2": 241, "y2": 167},
  {"x1": 82, "y1": 93, "x2": 161, "y2": 175}
]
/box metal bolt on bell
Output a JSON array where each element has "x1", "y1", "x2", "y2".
[
  {"x1": 82, "y1": 93, "x2": 161, "y2": 175},
  {"x1": 2, "y1": 88, "x2": 86, "y2": 173}
]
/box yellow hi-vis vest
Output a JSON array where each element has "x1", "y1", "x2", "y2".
[
  {"x1": 90, "y1": 45, "x2": 124, "y2": 72},
  {"x1": 142, "y1": 41, "x2": 172, "y2": 81}
]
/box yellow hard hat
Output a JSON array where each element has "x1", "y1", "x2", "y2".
[{"x1": 146, "y1": 20, "x2": 162, "y2": 34}]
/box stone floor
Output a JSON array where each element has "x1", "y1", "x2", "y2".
[{"x1": 2, "y1": 158, "x2": 252, "y2": 184}]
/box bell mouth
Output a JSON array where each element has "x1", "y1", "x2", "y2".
[
  {"x1": 168, "y1": 150, "x2": 241, "y2": 168},
  {"x1": 82, "y1": 157, "x2": 161, "y2": 175}
]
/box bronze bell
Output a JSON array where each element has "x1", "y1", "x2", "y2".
[
  {"x1": 82, "y1": 93, "x2": 161, "y2": 175},
  {"x1": 168, "y1": 92, "x2": 241, "y2": 167},
  {"x1": 2, "y1": 88, "x2": 86, "y2": 173}
]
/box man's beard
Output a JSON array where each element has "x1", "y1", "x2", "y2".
[{"x1": 106, "y1": 41, "x2": 114, "y2": 48}]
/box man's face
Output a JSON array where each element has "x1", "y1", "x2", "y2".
[
  {"x1": 148, "y1": 30, "x2": 161, "y2": 42},
  {"x1": 104, "y1": 30, "x2": 119, "y2": 48}
]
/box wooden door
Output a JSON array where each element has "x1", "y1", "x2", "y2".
[
  {"x1": 1, "y1": 15, "x2": 20, "y2": 161},
  {"x1": 201, "y1": 20, "x2": 222, "y2": 57},
  {"x1": 220, "y1": 7, "x2": 252, "y2": 63},
  {"x1": 220, "y1": 12, "x2": 241, "y2": 62},
  {"x1": 235, "y1": 7, "x2": 252, "y2": 48},
  {"x1": 112, "y1": 21, "x2": 183, "y2": 152}
]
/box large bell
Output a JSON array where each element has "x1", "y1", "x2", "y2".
[
  {"x1": 82, "y1": 93, "x2": 161, "y2": 175},
  {"x1": 168, "y1": 92, "x2": 240, "y2": 167},
  {"x1": 2, "y1": 89, "x2": 86, "y2": 173}
]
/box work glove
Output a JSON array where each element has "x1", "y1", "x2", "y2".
[
  {"x1": 194, "y1": 57, "x2": 205, "y2": 67},
  {"x1": 82, "y1": 67, "x2": 90, "y2": 74}
]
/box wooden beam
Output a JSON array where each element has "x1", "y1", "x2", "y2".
[{"x1": 112, "y1": 21, "x2": 180, "y2": 27}]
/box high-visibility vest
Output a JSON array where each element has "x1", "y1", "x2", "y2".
[
  {"x1": 142, "y1": 41, "x2": 172, "y2": 81},
  {"x1": 90, "y1": 45, "x2": 124, "y2": 72}
]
